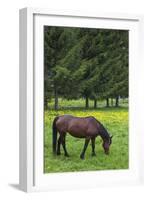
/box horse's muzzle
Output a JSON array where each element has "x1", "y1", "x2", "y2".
[{"x1": 105, "y1": 151, "x2": 109, "y2": 155}]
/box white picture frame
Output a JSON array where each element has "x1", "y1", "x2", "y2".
[{"x1": 19, "y1": 7, "x2": 144, "y2": 192}]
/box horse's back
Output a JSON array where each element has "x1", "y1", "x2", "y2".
[
  {"x1": 68, "y1": 116, "x2": 99, "y2": 137},
  {"x1": 55, "y1": 115, "x2": 74, "y2": 132},
  {"x1": 55, "y1": 115, "x2": 100, "y2": 138}
]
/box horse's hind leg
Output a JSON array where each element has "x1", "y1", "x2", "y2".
[
  {"x1": 80, "y1": 137, "x2": 90, "y2": 159},
  {"x1": 91, "y1": 137, "x2": 96, "y2": 156},
  {"x1": 57, "y1": 135, "x2": 61, "y2": 155},
  {"x1": 61, "y1": 133, "x2": 69, "y2": 157}
]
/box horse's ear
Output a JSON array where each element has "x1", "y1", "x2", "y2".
[{"x1": 110, "y1": 135, "x2": 113, "y2": 139}]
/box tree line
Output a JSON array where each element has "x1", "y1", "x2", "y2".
[{"x1": 44, "y1": 26, "x2": 128, "y2": 110}]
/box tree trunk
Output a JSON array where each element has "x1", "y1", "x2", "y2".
[
  {"x1": 111, "y1": 98, "x2": 113, "y2": 107},
  {"x1": 54, "y1": 86, "x2": 58, "y2": 110},
  {"x1": 115, "y1": 96, "x2": 119, "y2": 107},
  {"x1": 106, "y1": 98, "x2": 109, "y2": 107},
  {"x1": 94, "y1": 99, "x2": 97, "y2": 108},
  {"x1": 85, "y1": 96, "x2": 89, "y2": 108},
  {"x1": 44, "y1": 99, "x2": 48, "y2": 110}
]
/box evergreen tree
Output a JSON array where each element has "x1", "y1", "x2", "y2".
[
  {"x1": 44, "y1": 26, "x2": 128, "y2": 109},
  {"x1": 44, "y1": 26, "x2": 79, "y2": 109}
]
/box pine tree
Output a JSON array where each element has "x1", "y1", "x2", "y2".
[
  {"x1": 44, "y1": 26, "x2": 128, "y2": 110},
  {"x1": 44, "y1": 26, "x2": 79, "y2": 109}
]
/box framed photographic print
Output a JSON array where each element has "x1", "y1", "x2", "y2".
[{"x1": 19, "y1": 8, "x2": 144, "y2": 192}]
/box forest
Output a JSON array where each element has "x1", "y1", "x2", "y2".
[{"x1": 44, "y1": 26, "x2": 128, "y2": 110}]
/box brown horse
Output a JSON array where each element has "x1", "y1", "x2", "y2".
[{"x1": 52, "y1": 115, "x2": 113, "y2": 159}]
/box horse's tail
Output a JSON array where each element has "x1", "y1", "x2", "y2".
[{"x1": 52, "y1": 116, "x2": 59, "y2": 154}]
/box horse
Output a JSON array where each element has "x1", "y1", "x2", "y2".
[{"x1": 52, "y1": 114, "x2": 113, "y2": 159}]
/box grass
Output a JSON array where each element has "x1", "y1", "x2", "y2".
[{"x1": 44, "y1": 100, "x2": 128, "y2": 173}]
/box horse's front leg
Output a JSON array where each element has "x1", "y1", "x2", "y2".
[
  {"x1": 91, "y1": 137, "x2": 96, "y2": 156},
  {"x1": 80, "y1": 137, "x2": 90, "y2": 159}
]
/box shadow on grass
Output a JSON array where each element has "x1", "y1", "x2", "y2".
[{"x1": 45, "y1": 106, "x2": 128, "y2": 112}]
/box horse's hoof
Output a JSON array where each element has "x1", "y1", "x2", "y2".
[
  {"x1": 65, "y1": 154, "x2": 69, "y2": 157},
  {"x1": 80, "y1": 155, "x2": 85, "y2": 160}
]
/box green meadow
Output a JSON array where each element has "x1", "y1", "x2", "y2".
[{"x1": 44, "y1": 99, "x2": 128, "y2": 173}]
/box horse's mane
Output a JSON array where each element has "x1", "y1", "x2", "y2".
[{"x1": 93, "y1": 117, "x2": 110, "y2": 141}]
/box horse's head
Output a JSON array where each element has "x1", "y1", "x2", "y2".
[{"x1": 102, "y1": 135, "x2": 113, "y2": 155}]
